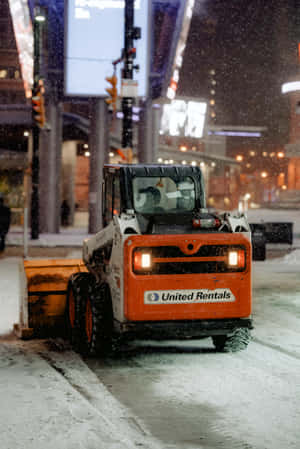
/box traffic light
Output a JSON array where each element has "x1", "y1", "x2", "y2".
[
  {"x1": 105, "y1": 75, "x2": 118, "y2": 112},
  {"x1": 32, "y1": 80, "x2": 46, "y2": 128}
]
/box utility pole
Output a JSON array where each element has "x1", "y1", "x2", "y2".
[
  {"x1": 31, "y1": 6, "x2": 45, "y2": 239},
  {"x1": 121, "y1": 0, "x2": 141, "y2": 162}
]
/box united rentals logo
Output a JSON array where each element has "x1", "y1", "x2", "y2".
[
  {"x1": 144, "y1": 289, "x2": 235, "y2": 304},
  {"x1": 146, "y1": 292, "x2": 160, "y2": 302}
]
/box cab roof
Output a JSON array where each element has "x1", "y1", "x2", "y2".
[{"x1": 104, "y1": 164, "x2": 203, "y2": 178}]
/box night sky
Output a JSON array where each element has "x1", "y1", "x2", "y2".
[{"x1": 178, "y1": 0, "x2": 299, "y2": 148}]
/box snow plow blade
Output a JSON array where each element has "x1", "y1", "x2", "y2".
[{"x1": 14, "y1": 259, "x2": 87, "y2": 339}]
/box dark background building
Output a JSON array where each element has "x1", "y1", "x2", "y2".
[
  {"x1": 177, "y1": 0, "x2": 300, "y2": 201},
  {"x1": 179, "y1": 0, "x2": 294, "y2": 141}
]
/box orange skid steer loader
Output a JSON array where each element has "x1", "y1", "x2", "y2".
[{"x1": 15, "y1": 164, "x2": 253, "y2": 354}]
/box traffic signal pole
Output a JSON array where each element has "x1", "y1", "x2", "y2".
[
  {"x1": 31, "y1": 8, "x2": 45, "y2": 239},
  {"x1": 122, "y1": 0, "x2": 134, "y2": 153},
  {"x1": 121, "y1": 0, "x2": 140, "y2": 161}
]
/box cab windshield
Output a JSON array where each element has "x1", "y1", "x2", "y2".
[{"x1": 133, "y1": 176, "x2": 196, "y2": 214}]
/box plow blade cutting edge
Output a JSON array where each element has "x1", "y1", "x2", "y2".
[{"x1": 14, "y1": 259, "x2": 87, "y2": 339}]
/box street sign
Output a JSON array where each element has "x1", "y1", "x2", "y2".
[{"x1": 121, "y1": 79, "x2": 138, "y2": 98}]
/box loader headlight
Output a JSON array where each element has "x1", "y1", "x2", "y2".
[
  {"x1": 228, "y1": 249, "x2": 245, "y2": 269},
  {"x1": 134, "y1": 251, "x2": 152, "y2": 271}
]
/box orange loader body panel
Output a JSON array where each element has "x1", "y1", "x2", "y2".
[{"x1": 124, "y1": 233, "x2": 251, "y2": 322}]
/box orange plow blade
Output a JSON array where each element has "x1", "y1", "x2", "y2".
[{"x1": 14, "y1": 259, "x2": 87, "y2": 339}]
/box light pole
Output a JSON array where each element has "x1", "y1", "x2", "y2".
[
  {"x1": 31, "y1": 6, "x2": 45, "y2": 239},
  {"x1": 121, "y1": 0, "x2": 140, "y2": 162}
]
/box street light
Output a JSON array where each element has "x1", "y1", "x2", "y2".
[
  {"x1": 35, "y1": 14, "x2": 45, "y2": 22},
  {"x1": 34, "y1": 5, "x2": 46, "y2": 22}
]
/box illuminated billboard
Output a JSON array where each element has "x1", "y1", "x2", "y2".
[
  {"x1": 8, "y1": 0, "x2": 33, "y2": 98},
  {"x1": 160, "y1": 99, "x2": 207, "y2": 139},
  {"x1": 65, "y1": 0, "x2": 150, "y2": 97}
]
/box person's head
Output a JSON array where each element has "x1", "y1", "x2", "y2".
[{"x1": 141, "y1": 186, "x2": 161, "y2": 209}]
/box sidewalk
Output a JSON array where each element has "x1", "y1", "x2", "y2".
[
  {"x1": 7, "y1": 211, "x2": 91, "y2": 248},
  {"x1": 7, "y1": 226, "x2": 92, "y2": 248}
]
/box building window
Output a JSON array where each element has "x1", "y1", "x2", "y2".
[{"x1": 0, "y1": 69, "x2": 7, "y2": 79}]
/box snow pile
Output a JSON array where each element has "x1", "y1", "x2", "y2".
[
  {"x1": 0, "y1": 258, "x2": 20, "y2": 335},
  {"x1": 275, "y1": 248, "x2": 300, "y2": 265}
]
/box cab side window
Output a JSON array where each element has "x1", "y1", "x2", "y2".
[
  {"x1": 113, "y1": 176, "x2": 121, "y2": 216},
  {"x1": 104, "y1": 174, "x2": 121, "y2": 226}
]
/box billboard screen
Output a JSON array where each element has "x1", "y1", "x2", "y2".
[
  {"x1": 160, "y1": 99, "x2": 207, "y2": 139},
  {"x1": 65, "y1": 0, "x2": 150, "y2": 97}
]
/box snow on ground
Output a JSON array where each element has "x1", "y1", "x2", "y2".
[
  {"x1": 0, "y1": 207, "x2": 299, "y2": 448},
  {"x1": 6, "y1": 227, "x2": 91, "y2": 248},
  {"x1": 0, "y1": 257, "x2": 163, "y2": 449},
  {"x1": 0, "y1": 257, "x2": 20, "y2": 335},
  {"x1": 0, "y1": 339, "x2": 163, "y2": 449}
]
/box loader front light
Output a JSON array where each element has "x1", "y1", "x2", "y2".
[
  {"x1": 228, "y1": 249, "x2": 245, "y2": 269},
  {"x1": 134, "y1": 251, "x2": 152, "y2": 272}
]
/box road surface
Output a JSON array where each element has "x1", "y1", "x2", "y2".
[
  {"x1": 85, "y1": 259, "x2": 300, "y2": 449},
  {"x1": 0, "y1": 252, "x2": 300, "y2": 449}
]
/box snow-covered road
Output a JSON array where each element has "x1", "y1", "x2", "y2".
[
  {"x1": 86, "y1": 253, "x2": 300, "y2": 449},
  {"x1": 0, "y1": 209, "x2": 300, "y2": 448},
  {"x1": 0, "y1": 250, "x2": 299, "y2": 448}
]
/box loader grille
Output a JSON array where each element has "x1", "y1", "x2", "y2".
[{"x1": 133, "y1": 245, "x2": 247, "y2": 275}]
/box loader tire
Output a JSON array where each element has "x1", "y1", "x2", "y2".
[
  {"x1": 82, "y1": 283, "x2": 113, "y2": 357},
  {"x1": 212, "y1": 328, "x2": 251, "y2": 353},
  {"x1": 65, "y1": 272, "x2": 93, "y2": 352}
]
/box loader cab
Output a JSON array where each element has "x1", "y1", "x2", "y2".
[{"x1": 102, "y1": 164, "x2": 206, "y2": 230}]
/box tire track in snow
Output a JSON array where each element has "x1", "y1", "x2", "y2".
[
  {"x1": 35, "y1": 340, "x2": 164, "y2": 449},
  {"x1": 252, "y1": 337, "x2": 300, "y2": 361}
]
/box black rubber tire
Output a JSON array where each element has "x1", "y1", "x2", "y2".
[
  {"x1": 65, "y1": 272, "x2": 93, "y2": 352},
  {"x1": 212, "y1": 328, "x2": 251, "y2": 353},
  {"x1": 81, "y1": 282, "x2": 113, "y2": 357}
]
